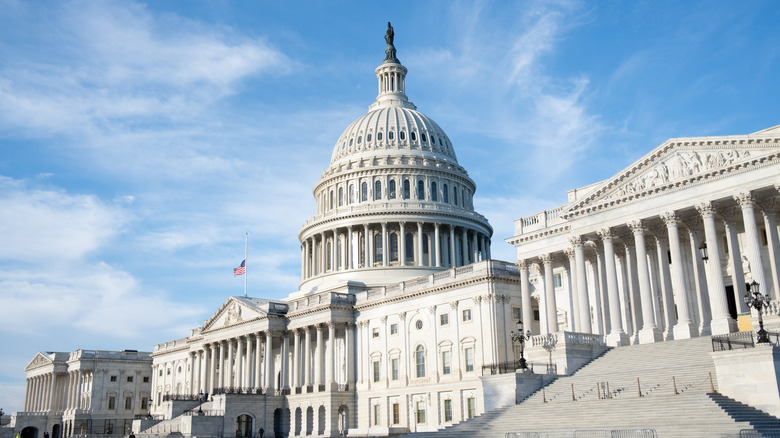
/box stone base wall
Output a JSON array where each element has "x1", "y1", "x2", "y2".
[{"x1": 711, "y1": 344, "x2": 780, "y2": 417}]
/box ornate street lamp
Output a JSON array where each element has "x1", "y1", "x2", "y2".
[
  {"x1": 699, "y1": 242, "x2": 709, "y2": 261},
  {"x1": 197, "y1": 391, "x2": 204, "y2": 415},
  {"x1": 510, "y1": 319, "x2": 532, "y2": 370},
  {"x1": 744, "y1": 281, "x2": 771, "y2": 344}
]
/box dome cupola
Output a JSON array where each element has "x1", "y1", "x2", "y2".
[{"x1": 296, "y1": 23, "x2": 492, "y2": 295}]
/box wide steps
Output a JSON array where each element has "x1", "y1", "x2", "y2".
[{"x1": 402, "y1": 336, "x2": 780, "y2": 437}]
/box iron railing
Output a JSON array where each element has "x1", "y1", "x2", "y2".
[{"x1": 505, "y1": 429, "x2": 657, "y2": 438}]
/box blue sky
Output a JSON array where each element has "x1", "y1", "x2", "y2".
[{"x1": 1, "y1": 0, "x2": 778, "y2": 414}]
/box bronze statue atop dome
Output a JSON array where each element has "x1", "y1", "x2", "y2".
[{"x1": 384, "y1": 22, "x2": 398, "y2": 62}]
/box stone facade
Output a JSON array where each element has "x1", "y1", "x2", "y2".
[{"x1": 11, "y1": 350, "x2": 152, "y2": 438}]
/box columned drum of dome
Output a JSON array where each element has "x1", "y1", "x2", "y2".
[{"x1": 298, "y1": 30, "x2": 492, "y2": 293}]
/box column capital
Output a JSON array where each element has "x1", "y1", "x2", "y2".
[
  {"x1": 661, "y1": 211, "x2": 679, "y2": 226},
  {"x1": 650, "y1": 225, "x2": 667, "y2": 240},
  {"x1": 539, "y1": 253, "x2": 553, "y2": 265},
  {"x1": 568, "y1": 234, "x2": 584, "y2": 248},
  {"x1": 399, "y1": 311, "x2": 407, "y2": 320},
  {"x1": 628, "y1": 219, "x2": 646, "y2": 234},
  {"x1": 326, "y1": 321, "x2": 335, "y2": 329},
  {"x1": 380, "y1": 315, "x2": 388, "y2": 323},
  {"x1": 734, "y1": 191, "x2": 755, "y2": 208},
  {"x1": 597, "y1": 228, "x2": 615, "y2": 241},
  {"x1": 449, "y1": 301, "x2": 458, "y2": 310},
  {"x1": 563, "y1": 247, "x2": 575, "y2": 260},
  {"x1": 472, "y1": 295, "x2": 482, "y2": 304},
  {"x1": 515, "y1": 259, "x2": 528, "y2": 271},
  {"x1": 695, "y1": 201, "x2": 717, "y2": 218},
  {"x1": 428, "y1": 305, "x2": 436, "y2": 314}
]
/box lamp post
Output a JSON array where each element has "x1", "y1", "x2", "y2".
[
  {"x1": 510, "y1": 319, "x2": 531, "y2": 370},
  {"x1": 197, "y1": 391, "x2": 204, "y2": 415},
  {"x1": 699, "y1": 242, "x2": 709, "y2": 261},
  {"x1": 744, "y1": 281, "x2": 771, "y2": 344}
]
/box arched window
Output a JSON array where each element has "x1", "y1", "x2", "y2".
[
  {"x1": 349, "y1": 184, "x2": 355, "y2": 204},
  {"x1": 421, "y1": 133, "x2": 427, "y2": 143},
  {"x1": 236, "y1": 414, "x2": 253, "y2": 437},
  {"x1": 415, "y1": 345, "x2": 426, "y2": 378},
  {"x1": 374, "y1": 181, "x2": 382, "y2": 200},
  {"x1": 378, "y1": 131, "x2": 383, "y2": 141},
  {"x1": 403, "y1": 180, "x2": 411, "y2": 200},
  {"x1": 411, "y1": 131, "x2": 417, "y2": 141},
  {"x1": 339, "y1": 187, "x2": 344, "y2": 206},
  {"x1": 375, "y1": 234, "x2": 383, "y2": 264},
  {"x1": 388, "y1": 131, "x2": 394, "y2": 140},
  {"x1": 390, "y1": 233, "x2": 399, "y2": 262},
  {"x1": 417, "y1": 180, "x2": 425, "y2": 200},
  {"x1": 430, "y1": 182, "x2": 438, "y2": 202},
  {"x1": 443, "y1": 184, "x2": 449, "y2": 203},
  {"x1": 361, "y1": 182, "x2": 368, "y2": 202},
  {"x1": 388, "y1": 180, "x2": 396, "y2": 199},
  {"x1": 453, "y1": 187, "x2": 458, "y2": 206},
  {"x1": 400, "y1": 131, "x2": 406, "y2": 141},
  {"x1": 405, "y1": 233, "x2": 414, "y2": 263},
  {"x1": 367, "y1": 133, "x2": 372, "y2": 142},
  {"x1": 461, "y1": 189, "x2": 465, "y2": 207},
  {"x1": 329, "y1": 191, "x2": 334, "y2": 210},
  {"x1": 326, "y1": 241, "x2": 332, "y2": 271}
]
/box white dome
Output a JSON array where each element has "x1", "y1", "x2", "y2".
[{"x1": 330, "y1": 106, "x2": 458, "y2": 166}]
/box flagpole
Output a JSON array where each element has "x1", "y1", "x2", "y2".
[{"x1": 244, "y1": 232, "x2": 248, "y2": 297}]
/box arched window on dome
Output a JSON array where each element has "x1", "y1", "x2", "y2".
[
  {"x1": 361, "y1": 182, "x2": 368, "y2": 202},
  {"x1": 388, "y1": 131, "x2": 394, "y2": 141},
  {"x1": 461, "y1": 189, "x2": 465, "y2": 207},
  {"x1": 453, "y1": 186, "x2": 458, "y2": 206},
  {"x1": 326, "y1": 241, "x2": 332, "y2": 272},
  {"x1": 358, "y1": 136, "x2": 362, "y2": 145},
  {"x1": 411, "y1": 131, "x2": 417, "y2": 142},
  {"x1": 417, "y1": 180, "x2": 425, "y2": 201},
  {"x1": 339, "y1": 187, "x2": 344, "y2": 206},
  {"x1": 374, "y1": 233, "x2": 383, "y2": 265},
  {"x1": 367, "y1": 133, "x2": 372, "y2": 143},
  {"x1": 349, "y1": 184, "x2": 355, "y2": 204},
  {"x1": 430, "y1": 182, "x2": 438, "y2": 202},
  {"x1": 378, "y1": 131, "x2": 383, "y2": 141},
  {"x1": 400, "y1": 131, "x2": 406, "y2": 141},
  {"x1": 443, "y1": 184, "x2": 449, "y2": 203},
  {"x1": 422, "y1": 233, "x2": 430, "y2": 266},
  {"x1": 388, "y1": 180, "x2": 396, "y2": 200},
  {"x1": 390, "y1": 233, "x2": 399, "y2": 262},
  {"x1": 329, "y1": 190, "x2": 334, "y2": 210},
  {"x1": 403, "y1": 180, "x2": 410, "y2": 200},
  {"x1": 374, "y1": 180, "x2": 382, "y2": 200},
  {"x1": 421, "y1": 133, "x2": 427, "y2": 143},
  {"x1": 405, "y1": 233, "x2": 414, "y2": 264},
  {"x1": 415, "y1": 345, "x2": 426, "y2": 378}
]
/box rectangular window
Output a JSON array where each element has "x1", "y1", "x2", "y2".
[
  {"x1": 110, "y1": 375, "x2": 117, "y2": 382},
  {"x1": 391, "y1": 358, "x2": 399, "y2": 381},
  {"x1": 373, "y1": 404, "x2": 381, "y2": 426},
  {"x1": 143, "y1": 376, "x2": 150, "y2": 383},
  {"x1": 372, "y1": 327, "x2": 379, "y2": 338},
  {"x1": 392, "y1": 402, "x2": 400, "y2": 424},
  {"x1": 534, "y1": 309, "x2": 540, "y2": 321},
  {"x1": 442, "y1": 351, "x2": 451, "y2": 375},
  {"x1": 467, "y1": 397, "x2": 476, "y2": 419},
  {"x1": 373, "y1": 361, "x2": 380, "y2": 382},
  {"x1": 416, "y1": 401, "x2": 426, "y2": 424},
  {"x1": 440, "y1": 313, "x2": 449, "y2": 326},
  {"x1": 512, "y1": 307, "x2": 522, "y2": 321},
  {"x1": 125, "y1": 396, "x2": 132, "y2": 410},
  {"x1": 105, "y1": 420, "x2": 114, "y2": 435},
  {"x1": 465, "y1": 347, "x2": 474, "y2": 372},
  {"x1": 390, "y1": 323, "x2": 398, "y2": 335},
  {"x1": 108, "y1": 396, "x2": 116, "y2": 410},
  {"x1": 141, "y1": 396, "x2": 148, "y2": 410},
  {"x1": 126, "y1": 376, "x2": 133, "y2": 383},
  {"x1": 553, "y1": 273, "x2": 562, "y2": 288},
  {"x1": 443, "y1": 399, "x2": 453, "y2": 422},
  {"x1": 462, "y1": 309, "x2": 472, "y2": 322}
]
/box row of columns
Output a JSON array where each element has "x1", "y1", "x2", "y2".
[
  {"x1": 519, "y1": 190, "x2": 780, "y2": 346},
  {"x1": 181, "y1": 323, "x2": 357, "y2": 397},
  {"x1": 301, "y1": 222, "x2": 491, "y2": 279},
  {"x1": 24, "y1": 370, "x2": 86, "y2": 413}
]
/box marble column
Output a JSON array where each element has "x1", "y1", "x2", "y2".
[
  {"x1": 326, "y1": 322, "x2": 336, "y2": 386},
  {"x1": 697, "y1": 202, "x2": 736, "y2": 334},
  {"x1": 564, "y1": 248, "x2": 579, "y2": 331},
  {"x1": 663, "y1": 212, "x2": 696, "y2": 339},
  {"x1": 461, "y1": 229, "x2": 469, "y2": 266},
  {"x1": 517, "y1": 260, "x2": 534, "y2": 335},
  {"x1": 540, "y1": 253, "x2": 557, "y2": 334},
  {"x1": 417, "y1": 222, "x2": 424, "y2": 266},
  {"x1": 293, "y1": 329, "x2": 301, "y2": 388},
  {"x1": 629, "y1": 220, "x2": 662, "y2": 343},
  {"x1": 304, "y1": 327, "x2": 312, "y2": 386},
  {"x1": 282, "y1": 331, "x2": 290, "y2": 390},
  {"x1": 382, "y1": 222, "x2": 389, "y2": 267},
  {"x1": 450, "y1": 226, "x2": 456, "y2": 268},
  {"x1": 264, "y1": 331, "x2": 273, "y2": 390},
  {"x1": 347, "y1": 225, "x2": 353, "y2": 270},
  {"x1": 571, "y1": 236, "x2": 593, "y2": 333},
  {"x1": 760, "y1": 197, "x2": 780, "y2": 300},
  {"x1": 683, "y1": 219, "x2": 712, "y2": 335},
  {"x1": 315, "y1": 324, "x2": 324, "y2": 386},
  {"x1": 651, "y1": 227, "x2": 676, "y2": 340},
  {"x1": 253, "y1": 335, "x2": 262, "y2": 390},
  {"x1": 235, "y1": 338, "x2": 244, "y2": 389},
  {"x1": 599, "y1": 228, "x2": 629, "y2": 346},
  {"x1": 736, "y1": 193, "x2": 768, "y2": 292},
  {"x1": 346, "y1": 323, "x2": 355, "y2": 386},
  {"x1": 226, "y1": 339, "x2": 235, "y2": 388},
  {"x1": 364, "y1": 224, "x2": 371, "y2": 267},
  {"x1": 434, "y1": 223, "x2": 442, "y2": 267},
  {"x1": 400, "y1": 222, "x2": 407, "y2": 266}
]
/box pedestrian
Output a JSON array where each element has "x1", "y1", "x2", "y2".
[
  {"x1": 258, "y1": 427, "x2": 264, "y2": 438},
  {"x1": 44, "y1": 433, "x2": 49, "y2": 438},
  {"x1": 129, "y1": 432, "x2": 136, "y2": 438}
]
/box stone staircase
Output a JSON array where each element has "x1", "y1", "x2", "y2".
[{"x1": 402, "y1": 336, "x2": 780, "y2": 438}]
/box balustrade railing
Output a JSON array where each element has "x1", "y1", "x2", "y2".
[{"x1": 211, "y1": 387, "x2": 264, "y2": 395}]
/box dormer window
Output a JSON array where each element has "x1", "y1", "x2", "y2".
[
  {"x1": 411, "y1": 131, "x2": 417, "y2": 142},
  {"x1": 378, "y1": 132, "x2": 383, "y2": 141},
  {"x1": 388, "y1": 131, "x2": 394, "y2": 141},
  {"x1": 399, "y1": 131, "x2": 406, "y2": 141}
]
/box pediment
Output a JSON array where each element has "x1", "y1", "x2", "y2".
[
  {"x1": 565, "y1": 130, "x2": 780, "y2": 217},
  {"x1": 201, "y1": 296, "x2": 267, "y2": 332},
  {"x1": 25, "y1": 352, "x2": 54, "y2": 371}
]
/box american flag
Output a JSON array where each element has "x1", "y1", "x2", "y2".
[{"x1": 233, "y1": 259, "x2": 246, "y2": 276}]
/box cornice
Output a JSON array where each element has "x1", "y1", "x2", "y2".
[{"x1": 507, "y1": 224, "x2": 570, "y2": 246}]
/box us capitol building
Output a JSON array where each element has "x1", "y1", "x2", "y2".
[{"x1": 9, "y1": 25, "x2": 780, "y2": 438}]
